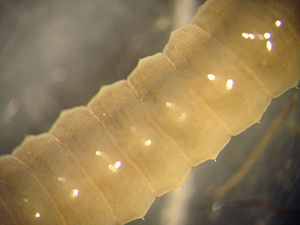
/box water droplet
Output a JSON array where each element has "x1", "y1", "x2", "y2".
[
  {"x1": 207, "y1": 73, "x2": 216, "y2": 81},
  {"x1": 165, "y1": 101, "x2": 174, "y2": 108},
  {"x1": 95, "y1": 150, "x2": 102, "y2": 156},
  {"x1": 266, "y1": 40, "x2": 272, "y2": 51},
  {"x1": 248, "y1": 33, "x2": 255, "y2": 39},
  {"x1": 275, "y1": 20, "x2": 283, "y2": 27},
  {"x1": 263, "y1": 32, "x2": 271, "y2": 39},
  {"x1": 71, "y1": 189, "x2": 79, "y2": 198},
  {"x1": 114, "y1": 161, "x2": 122, "y2": 169},
  {"x1": 108, "y1": 161, "x2": 122, "y2": 172},
  {"x1": 226, "y1": 79, "x2": 234, "y2": 90},
  {"x1": 57, "y1": 176, "x2": 66, "y2": 182},
  {"x1": 108, "y1": 164, "x2": 114, "y2": 170},
  {"x1": 145, "y1": 139, "x2": 152, "y2": 146},
  {"x1": 241, "y1": 32, "x2": 249, "y2": 39}
]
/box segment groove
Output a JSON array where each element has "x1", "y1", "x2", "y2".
[
  {"x1": 0, "y1": 193, "x2": 19, "y2": 225},
  {"x1": 87, "y1": 108, "x2": 158, "y2": 197},
  {"x1": 50, "y1": 134, "x2": 118, "y2": 224},
  {"x1": 127, "y1": 80, "x2": 194, "y2": 167},
  {"x1": 11, "y1": 155, "x2": 67, "y2": 225},
  {"x1": 189, "y1": 23, "x2": 273, "y2": 124},
  {"x1": 190, "y1": 15, "x2": 274, "y2": 99},
  {"x1": 162, "y1": 52, "x2": 234, "y2": 136}
]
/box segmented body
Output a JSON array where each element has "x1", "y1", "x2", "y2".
[{"x1": 0, "y1": 0, "x2": 299, "y2": 224}]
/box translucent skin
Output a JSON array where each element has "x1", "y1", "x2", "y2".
[{"x1": 0, "y1": 0, "x2": 299, "y2": 225}]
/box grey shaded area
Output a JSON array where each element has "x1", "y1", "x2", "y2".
[
  {"x1": 131, "y1": 89, "x2": 300, "y2": 225},
  {"x1": 0, "y1": 1, "x2": 299, "y2": 225},
  {"x1": 0, "y1": 0, "x2": 174, "y2": 154}
]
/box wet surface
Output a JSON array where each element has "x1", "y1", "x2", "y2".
[{"x1": 0, "y1": 1, "x2": 299, "y2": 225}]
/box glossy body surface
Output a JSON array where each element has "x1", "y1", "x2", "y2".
[{"x1": 0, "y1": 0, "x2": 299, "y2": 225}]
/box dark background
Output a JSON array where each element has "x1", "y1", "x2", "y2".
[{"x1": 0, "y1": 0, "x2": 299, "y2": 225}]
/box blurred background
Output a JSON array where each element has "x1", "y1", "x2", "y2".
[{"x1": 0, "y1": 0, "x2": 299, "y2": 224}]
